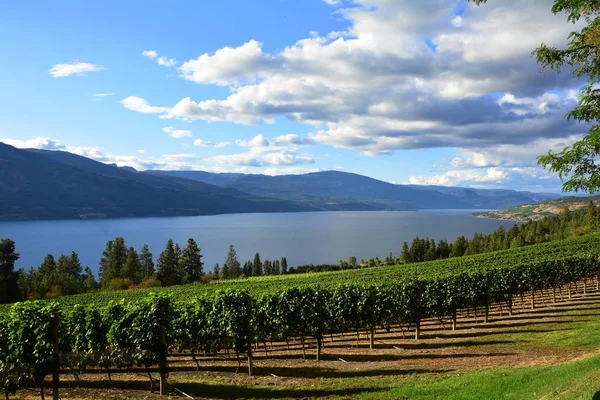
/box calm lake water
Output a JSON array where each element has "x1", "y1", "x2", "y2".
[{"x1": 0, "y1": 211, "x2": 518, "y2": 274}]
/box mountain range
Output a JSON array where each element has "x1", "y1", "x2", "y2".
[{"x1": 0, "y1": 143, "x2": 562, "y2": 221}]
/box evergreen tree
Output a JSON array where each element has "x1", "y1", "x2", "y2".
[
  {"x1": 450, "y1": 236, "x2": 468, "y2": 257},
  {"x1": 99, "y1": 237, "x2": 127, "y2": 286},
  {"x1": 139, "y1": 244, "x2": 155, "y2": 279},
  {"x1": 223, "y1": 245, "x2": 241, "y2": 279},
  {"x1": 0, "y1": 239, "x2": 20, "y2": 303},
  {"x1": 122, "y1": 247, "x2": 143, "y2": 284},
  {"x1": 82, "y1": 267, "x2": 98, "y2": 291},
  {"x1": 213, "y1": 263, "x2": 220, "y2": 279},
  {"x1": 400, "y1": 241, "x2": 411, "y2": 263},
  {"x1": 252, "y1": 253, "x2": 263, "y2": 277},
  {"x1": 281, "y1": 257, "x2": 288, "y2": 274},
  {"x1": 157, "y1": 239, "x2": 181, "y2": 286},
  {"x1": 273, "y1": 259, "x2": 281, "y2": 275},
  {"x1": 348, "y1": 256, "x2": 357, "y2": 268},
  {"x1": 38, "y1": 254, "x2": 57, "y2": 296},
  {"x1": 179, "y1": 238, "x2": 204, "y2": 283},
  {"x1": 586, "y1": 201, "x2": 598, "y2": 226},
  {"x1": 242, "y1": 261, "x2": 252, "y2": 277},
  {"x1": 263, "y1": 260, "x2": 272, "y2": 276}
]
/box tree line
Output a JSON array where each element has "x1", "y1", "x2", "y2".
[{"x1": 1, "y1": 202, "x2": 598, "y2": 304}]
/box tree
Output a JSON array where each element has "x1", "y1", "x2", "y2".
[
  {"x1": 179, "y1": 238, "x2": 204, "y2": 283},
  {"x1": 157, "y1": 239, "x2": 181, "y2": 286},
  {"x1": 451, "y1": 236, "x2": 469, "y2": 258},
  {"x1": 223, "y1": 245, "x2": 241, "y2": 279},
  {"x1": 586, "y1": 200, "x2": 598, "y2": 226},
  {"x1": 472, "y1": 0, "x2": 600, "y2": 193},
  {"x1": 242, "y1": 261, "x2": 252, "y2": 277},
  {"x1": 281, "y1": 257, "x2": 288, "y2": 274},
  {"x1": 213, "y1": 263, "x2": 221, "y2": 279},
  {"x1": 122, "y1": 247, "x2": 143, "y2": 284},
  {"x1": 99, "y1": 237, "x2": 127, "y2": 286},
  {"x1": 0, "y1": 239, "x2": 20, "y2": 303},
  {"x1": 82, "y1": 267, "x2": 98, "y2": 291},
  {"x1": 263, "y1": 260, "x2": 272, "y2": 276},
  {"x1": 252, "y1": 253, "x2": 263, "y2": 277},
  {"x1": 348, "y1": 256, "x2": 357, "y2": 268},
  {"x1": 139, "y1": 244, "x2": 155, "y2": 279},
  {"x1": 273, "y1": 259, "x2": 281, "y2": 275},
  {"x1": 400, "y1": 241, "x2": 411, "y2": 263}
]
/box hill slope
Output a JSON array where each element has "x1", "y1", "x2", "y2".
[
  {"x1": 0, "y1": 143, "x2": 314, "y2": 220},
  {"x1": 151, "y1": 170, "x2": 562, "y2": 211},
  {"x1": 472, "y1": 194, "x2": 600, "y2": 221}
]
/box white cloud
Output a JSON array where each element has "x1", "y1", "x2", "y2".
[
  {"x1": 0, "y1": 137, "x2": 65, "y2": 150},
  {"x1": 49, "y1": 61, "x2": 103, "y2": 77},
  {"x1": 409, "y1": 167, "x2": 510, "y2": 186},
  {"x1": 121, "y1": 96, "x2": 169, "y2": 114},
  {"x1": 236, "y1": 134, "x2": 270, "y2": 148},
  {"x1": 142, "y1": 50, "x2": 158, "y2": 59},
  {"x1": 157, "y1": 57, "x2": 176, "y2": 67},
  {"x1": 137, "y1": 149, "x2": 146, "y2": 153},
  {"x1": 93, "y1": 93, "x2": 115, "y2": 98},
  {"x1": 207, "y1": 150, "x2": 314, "y2": 167},
  {"x1": 162, "y1": 153, "x2": 196, "y2": 161},
  {"x1": 162, "y1": 126, "x2": 193, "y2": 138},
  {"x1": 179, "y1": 40, "x2": 274, "y2": 85},
  {"x1": 274, "y1": 134, "x2": 315, "y2": 146},
  {"x1": 451, "y1": 16, "x2": 463, "y2": 27},
  {"x1": 263, "y1": 166, "x2": 322, "y2": 176},
  {"x1": 193, "y1": 139, "x2": 230, "y2": 148}
]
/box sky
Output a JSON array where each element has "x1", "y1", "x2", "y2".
[{"x1": 0, "y1": 0, "x2": 588, "y2": 192}]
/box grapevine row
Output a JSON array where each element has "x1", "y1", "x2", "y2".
[{"x1": 0, "y1": 245, "x2": 599, "y2": 397}]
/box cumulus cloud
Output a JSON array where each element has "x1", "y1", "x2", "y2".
[
  {"x1": 206, "y1": 150, "x2": 314, "y2": 167},
  {"x1": 121, "y1": 96, "x2": 169, "y2": 114},
  {"x1": 142, "y1": 50, "x2": 158, "y2": 59},
  {"x1": 236, "y1": 134, "x2": 270, "y2": 148},
  {"x1": 409, "y1": 167, "x2": 510, "y2": 186},
  {"x1": 142, "y1": 50, "x2": 176, "y2": 67},
  {"x1": 179, "y1": 40, "x2": 274, "y2": 85},
  {"x1": 162, "y1": 126, "x2": 193, "y2": 138},
  {"x1": 273, "y1": 134, "x2": 315, "y2": 146},
  {"x1": 121, "y1": 0, "x2": 586, "y2": 176},
  {"x1": 193, "y1": 139, "x2": 230, "y2": 148},
  {"x1": 0, "y1": 137, "x2": 65, "y2": 150},
  {"x1": 49, "y1": 61, "x2": 103, "y2": 77}
]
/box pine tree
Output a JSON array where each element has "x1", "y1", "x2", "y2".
[
  {"x1": 213, "y1": 263, "x2": 220, "y2": 279},
  {"x1": 252, "y1": 253, "x2": 263, "y2": 277},
  {"x1": 82, "y1": 267, "x2": 98, "y2": 291},
  {"x1": 242, "y1": 261, "x2": 252, "y2": 277},
  {"x1": 223, "y1": 245, "x2": 241, "y2": 279},
  {"x1": 263, "y1": 260, "x2": 272, "y2": 276},
  {"x1": 586, "y1": 201, "x2": 598, "y2": 226},
  {"x1": 157, "y1": 239, "x2": 181, "y2": 286},
  {"x1": 99, "y1": 237, "x2": 127, "y2": 286},
  {"x1": 0, "y1": 239, "x2": 20, "y2": 303},
  {"x1": 139, "y1": 244, "x2": 155, "y2": 279},
  {"x1": 179, "y1": 238, "x2": 204, "y2": 283},
  {"x1": 122, "y1": 247, "x2": 143, "y2": 284},
  {"x1": 281, "y1": 257, "x2": 288, "y2": 274},
  {"x1": 272, "y1": 259, "x2": 281, "y2": 275}
]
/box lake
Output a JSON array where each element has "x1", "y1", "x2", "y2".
[{"x1": 0, "y1": 210, "x2": 518, "y2": 274}]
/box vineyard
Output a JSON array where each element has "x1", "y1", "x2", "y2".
[{"x1": 1, "y1": 233, "x2": 600, "y2": 398}]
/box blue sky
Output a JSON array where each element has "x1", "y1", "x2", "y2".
[{"x1": 0, "y1": 0, "x2": 587, "y2": 192}]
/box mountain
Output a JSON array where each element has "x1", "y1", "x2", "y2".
[
  {"x1": 472, "y1": 195, "x2": 600, "y2": 221},
  {"x1": 0, "y1": 143, "x2": 314, "y2": 221},
  {"x1": 150, "y1": 170, "x2": 562, "y2": 211}
]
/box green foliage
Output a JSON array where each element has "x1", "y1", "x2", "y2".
[
  {"x1": 99, "y1": 237, "x2": 127, "y2": 286},
  {"x1": 0, "y1": 239, "x2": 20, "y2": 304},
  {"x1": 222, "y1": 245, "x2": 241, "y2": 280},
  {"x1": 139, "y1": 244, "x2": 155, "y2": 280},
  {"x1": 179, "y1": 238, "x2": 204, "y2": 283},
  {"x1": 157, "y1": 239, "x2": 182, "y2": 286}
]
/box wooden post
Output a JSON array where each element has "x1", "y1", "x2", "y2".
[
  {"x1": 508, "y1": 296, "x2": 513, "y2": 316},
  {"x1": 52, "y1": 311, "x2": 60, "y2": 400},
  {"x1": 159, "y1": 306, "x2": 168, "y2": 396},
  {"x1": 568, "y1": 283, "x2": 572, "y2": 300},
  {"x1": 316, "y1": 336, "x2": 322, "y2": 361},
  {"x1": 552, "y1": 287, "x2": 556, "y2": 304},
  {"x1": 530, "y1": 290, "x2": 535, "y2": 310},
  {"x1": 414, "y1": 318, "x2": 421, "y2": 340},
  {"x1": 484, "y1": 300, "x2": 489, "y2": 323},
  {"x1": 247, "y1": 341, "x2": 254, "y2": 376},
  {"x1": 301, "y1": 336, "x2": 306, "y2": 359},
  {"x1": 452, "y1": 310, "x2": 457, "y2": 331},
  {"x1": 584, "y1": 279, "x2": 588, "y2": 295},
  {"x1": 596, "y1": 275, "x2": 599, "y2": 291},
  {"x1": 369, "y1": 328, "x2": 375, "y2": 350}
]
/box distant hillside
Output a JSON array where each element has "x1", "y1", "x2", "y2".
[
  {"x1": 0, "y1": 143, "x2": 314, "y2": 221},
  {"x1": 151, "y1": 170, "x2": 562, "y2": 211},
  {"x1": 472, "y1": 195, "x2": 599, "y2": 221}
]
